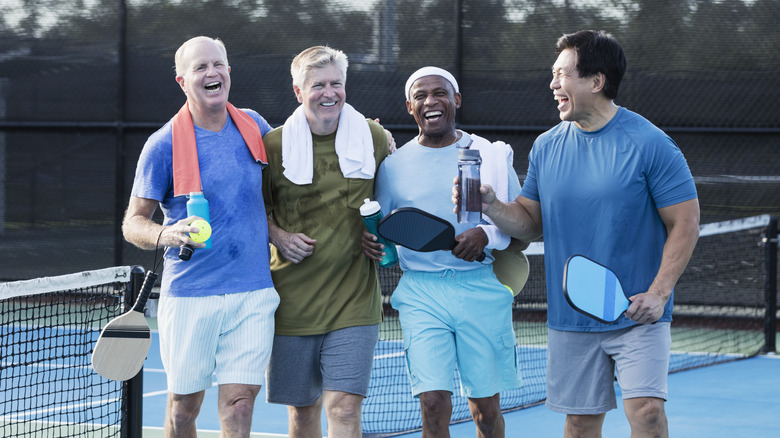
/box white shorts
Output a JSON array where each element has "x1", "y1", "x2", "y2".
[{"x1": 158, "y1": 287, "x2": 280, "y2": 395}]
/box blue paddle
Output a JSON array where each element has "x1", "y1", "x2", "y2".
[{"x1": 563, "y1": 255, "x2": 630, "y2": 324}]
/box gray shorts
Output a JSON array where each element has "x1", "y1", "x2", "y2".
[
  {"x1": 546, "y1": 322, "x2": 671, "y2": 415},
  {"x1": 265, "y1": 324, "x2": 379, "y2": 406}
]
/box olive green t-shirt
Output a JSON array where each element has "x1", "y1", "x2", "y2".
[{"x1": 262, "y1": 120, "x2": 388, "y2": 335}]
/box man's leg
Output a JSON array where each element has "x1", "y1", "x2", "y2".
[
  {"x1": 323, "y1": 390, "x2": 364, "y2": 438},
  {"x1": 468, "y1": 394, "x2": 504, "y2": 438},
  {"x1": 288, "y1": 396, "x2": 324, "y2": 438},
  {"x1": 564, "y1": 413, "x2": 606, "y2": 438},
  {"x1": 165, "y1": 391, "x2": 205, "y2": 438},
  {"x1": 624, "y1": 397, "x2": 668, "y2": 438},
  {"x1": 217, "y1": 383, "x2": 261, "y2": 438},
  {"x1": 419, "y1": 390, "x2": 453, "y2": 438}
]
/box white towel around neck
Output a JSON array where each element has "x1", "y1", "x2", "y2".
[{"x1": 281, "y1": 103, "x2": 376, "y2": 185}]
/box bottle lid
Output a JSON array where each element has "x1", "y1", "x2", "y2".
[
  {"x1": 189, "y1": 191, "x2": 204, "y2": 197},
  {"x1": 458, "y1": 148, "x2": 481, "y2": 161},
  {"x1": 360, "y1": 198, "x2": 380, "y2": 216}
]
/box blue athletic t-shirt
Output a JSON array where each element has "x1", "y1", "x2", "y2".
[
  {"x1": 131, "y1": 109, "x2": 275, "y2": 297},
  {"x1": 521, "y1": 107, "x2": 697, "y2": 332}
]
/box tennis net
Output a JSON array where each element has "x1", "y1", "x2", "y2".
[
  {"x1": 0, "y1": 266, "x2": 141, "y2": 438},
  {"x1": 364, "y1": 215, "x2": 777, "y2": 436}
]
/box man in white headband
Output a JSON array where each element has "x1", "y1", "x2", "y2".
[
  {"x1": 404, "y1": 66, "x2": 459, "y2": 101},
  {"x1": 363, "y1": 66, "x2": 527, "y2": 437}
]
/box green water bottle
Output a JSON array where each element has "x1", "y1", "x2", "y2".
[{"x1": 360, "y1": 198, "x2": 398, "y2": 268}]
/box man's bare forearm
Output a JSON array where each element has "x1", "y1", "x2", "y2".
[
  {"x1": 122, "y1": 214, "x2": 165, "y2": 250},
  {"x1": 484, "y1": 197, "x2": 543, "y2": 243}
]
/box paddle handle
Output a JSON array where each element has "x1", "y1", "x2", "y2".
[{"x1": 131, "y1": 271, "x2": 158, "y2": 314}]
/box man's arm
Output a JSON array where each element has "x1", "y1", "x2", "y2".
[
  {"x1": 478, "y1": 184, "x2": 544, "y2": 243},
  {"x1": 122, "y1": 196, "x2": 201, "y2": 250},
  {"x1": 626, "y1": 198, "x2": 700, "y2": 324},
  {"x1": 266, "y1": 214, "x2": 316, "y2": 264}
]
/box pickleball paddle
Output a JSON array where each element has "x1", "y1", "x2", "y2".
[
  {"x1": 92, "y1": 270, "x2": 157, "y2": 381},
  {"x1": 377, "y1": 207, "x2": 485, "y2": 262},
  {"x1": 563, "y1": 255, "x2": 630, "y2": 324}
]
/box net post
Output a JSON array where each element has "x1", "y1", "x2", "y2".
[
  {"x1": 762, "y1": 217, "x2": 777, "y2": 354},
  {"x1": 122, "y1": 265, "x2": 146, "y2": 438}
]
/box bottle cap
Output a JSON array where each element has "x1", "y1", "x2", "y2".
[
  {"x1": 458, "y1": 149, "x2": 481, "y2": 161},
  {"x1": 360, "y1": 198, "x2": 380, "y2": 216}
]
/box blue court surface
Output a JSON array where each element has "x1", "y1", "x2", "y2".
[{"x1": 140, "y1": 329, "x2": 780, "y2": 438}]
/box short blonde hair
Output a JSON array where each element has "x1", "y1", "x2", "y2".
[
  {"x1": 174, "y1": 36, "x2": 228, "y2": 77},
  {"x1": 290, "y1": 46, "x2": 348, "y2": 89}
]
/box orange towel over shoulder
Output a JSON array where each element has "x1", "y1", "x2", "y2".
[{"x1": 171, "y1": 102, "x2": 268, "y2": 196}]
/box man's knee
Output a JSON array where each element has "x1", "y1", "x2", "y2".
[
  {"x1": 168, "y1": 392, "x2": 204, "y2": 430},
  {"x1": 420, "y1": 391, "x2": 452, "y2": 417},
  {"x1": 565, "y1": 413, "x2": 606, "y2": 438},
  {"x1": 324, "y1": 392, "x2": 362, "y2": 424},
  {"x1": 626, "y1": 397, "x2": 667, "y2": 432},
  {"x1": 469, "y1": 395, "x2": 503, "y2": 434}
]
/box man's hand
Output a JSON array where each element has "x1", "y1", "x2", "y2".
[
  {"x1": 361, "y1": 230, "x2": 387, "y2": 261},
  {"x1": 161, "y1": 215, "x2": 207, "y2": 249},
  {"x1": 271, "y1": 229, "x2": 316, "y2": 264},
  {"x1": 451, "y1": 176, "x2": 497, "y2": 216},
  {"x1": 373, "y1": 118, "x2": 396, "y2": 154},
  {"x1": 386, "y1": 129, "x2": 396, "y2": 154},
  {"x1": 123, "y1": 196, "x2": 207, "y2": 251},
  {"x1": 452, "y1": 227, "x2": 488, "y2": 262},
  {"x1": 625, "y1": 289, "x2": 667, "y2": 324}
]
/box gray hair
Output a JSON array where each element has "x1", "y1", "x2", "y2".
[
  {"x1": 290, "y1": 46, "x2": 348, "y2": 89},
  {"x1": 174, "y1": 36, "x2": 228, "y2": 77}
]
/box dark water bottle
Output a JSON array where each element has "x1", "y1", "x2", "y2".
[
  {"x1": 457, "y1": 149, "x2": 482, "y2": 224},
  {"x1": 179, "y1": 191, "x2": 211, "y2": 261},
  {"x1": 360, "y1": 198, "x2": 399, "y2": 268}
]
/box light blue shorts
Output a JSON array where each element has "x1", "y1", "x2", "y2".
[
  {"x1": 391, "y1": 265, "x2": 522, "y2": 398},
  {"x1": 546, "y1": 322, "x2": 671, "y2": 415},
  {"x1": 158, "y1": 287, "x2": 280, "y2": 395}
]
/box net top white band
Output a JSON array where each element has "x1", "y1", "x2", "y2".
[{"x1": 0, "y1": 266, "x2": 133, "y2": 301}]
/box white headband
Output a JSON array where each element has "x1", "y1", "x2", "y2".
[{"x1": 404, "y1": 66, "x2": 459, "y2": 100}]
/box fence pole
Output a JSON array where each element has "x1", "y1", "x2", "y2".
[
  {"x1": 114, "y1": 0, "x2": 128, "y2": 267},
  {"x1": 762, "y1": 216, "x2": 777, "y2": 354},
  {"x1": 122, "y1": 265, "x2": 145, "y2": 438}
]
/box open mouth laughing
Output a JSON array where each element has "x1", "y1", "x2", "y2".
[
  {"x1": 205, "y1": 81, "x2": 222, "y2": 94},
  {"x1": 424, "y1": 110, "x2": 443, "y2": 122}
]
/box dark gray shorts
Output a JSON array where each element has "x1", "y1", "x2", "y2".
[{"x1": 265, "y1": 324, "x2": 379, "y2": 406}]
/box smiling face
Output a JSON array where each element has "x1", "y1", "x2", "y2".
[
  {"x1": 550, "y1": 48, "x2": 601, "y2": 129},
  {"x1": 406, "y1": 75, "x2": 461, "y2": 147},
  {"x1": 176, "y1": 38, "x2": 231, "y2": 117},
  {"x1": 294, "y1": 63, "x2": 346, "y2": 135}
]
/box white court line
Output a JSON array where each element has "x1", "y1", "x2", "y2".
[{"x1": 1, "y1": 397, "x2": 121, "y2": 421}]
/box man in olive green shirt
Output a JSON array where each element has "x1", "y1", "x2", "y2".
[{"x1": 262, "y1": 45, "x2": 390, "y2": 438}]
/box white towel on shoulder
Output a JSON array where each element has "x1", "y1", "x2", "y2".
[
  {"x1": 469, "y1": 133, "x2": 513, "y2": 208},
  {"x1": 281, "y1": 103, "x2": 376, "y2": 185},
  {"x1": 469, "y1": 133, "x2": 514, "y2": 250}
]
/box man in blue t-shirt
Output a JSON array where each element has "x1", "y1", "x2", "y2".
[
  {"x1": 471, "y1": 30, "x2": 700, "y2": 437},
  {"x1": 123, "y1": 36, "x2": 279, "y2": 436}
]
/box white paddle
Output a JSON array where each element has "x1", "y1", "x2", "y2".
[{"x1": 91, "y1": 270, "x2": 157, "y2": 381}]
